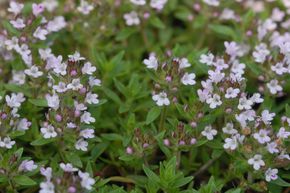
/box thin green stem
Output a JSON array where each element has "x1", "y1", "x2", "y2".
[{"x1": 158, "y1": 107, "x2": 167, "y2": 131}]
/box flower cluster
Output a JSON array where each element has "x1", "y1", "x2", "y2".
[
  {"x1": 39, "y1": 163, "x2": 95, "y2": 193},
  {"x1": 40, "y1": 51, "x2": 101, "y2": 151},
  {"x1": 144, "y1": 53, "x2": 196, "y2": 106},
  {"x1": 124, "y1": 0, "x2": 168, "y2": 26},
  {"x1": 0, "y1": 92, "x2": 30, "y2": 149}
]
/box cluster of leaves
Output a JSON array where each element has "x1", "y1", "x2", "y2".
[{"x1": 0, "y1": 0, "x2": 290, "y2": 193}]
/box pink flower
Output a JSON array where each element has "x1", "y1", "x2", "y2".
[{"x1": 32, "y1": 3, "x2": 45, "y2": 16}]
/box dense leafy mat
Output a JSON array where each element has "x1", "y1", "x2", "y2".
[{"x1": 0, "y1": 0, "x2": 289, "y2": 192}]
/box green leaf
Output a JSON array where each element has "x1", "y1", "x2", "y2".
[
  {"x1": 225, "y1": 188, "x2": 242, "y2": 193},
  {"x1": 2, "y1": 21, "x2": 20, "y2": 36},
  {"x1": 146, "y1": 107, "x2": 161, "y2": 125},
  {"x1": 10, "y1": 130, "x2": 25, "y2": 138},
  {"x1": 270, "y1": 177, "x2": 290, "y2": 187},
  {"x1": 65, "y1": 153, "x2": 83, "y2": 167},
  {"x1": 30, "y1": 137, "x2": 56, "y2": 146},
  {"x1": 4, "y1": 84, "x2": 32, "y2": 97},
  {"x1": 28, "y1": 99, "x2": 48, "y2": 107},
  {"x1": 171, "y1": 176, "x2": 193, "y2": 188},
  {"x1": 91, "y1": 142, "x2": 108, "y2": 160},
  {"x1": 116, "y1": 28, "x2": 137, "y2": 41},
  {"x1": 14, "y1": 175, "x2": 36, "y2": 186},
  {"x1": 143, "y1": 165, "x2": 160, "y2": 184},
  {"x1": 150, "y1": 17, "x2": 166, "y2": 29},
  {"x1": 209, "y1": 24, "x2": 236, "y2": 39}
]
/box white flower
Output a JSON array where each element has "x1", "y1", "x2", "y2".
[
  {"x1": 67, "y1": 79, "x2": 83, "y2": 90},
  {"x1": 277, "y1": 127, "x2": 290, "y2": 139},
  {"x1": 199, "y1": 53, "x2": 214, "y2": 66},
  {"x1": 143, "y1": 55, "x2": 158, "y2": 70},
  {"x1": 248, "y1": 154, "x2": 265, "y2": 170},
  {"x1": 75, "y1": 139, "x2": 88, "y2": 151},
  {"x1": 206, "y1": 94, "x2": 222, "y2": 109},
  {"x1": 89, "y1": 77, "x2": 101, "y2": 87},
  {"x1": 238, "y1": 97, "x2": 253, "y2": 110},
  {"x1": 68, "y1": 51, "x2": 85, "y2": 62},
  {"x1": 5, "y1": 37, "x2": 19, "y2": 50},
  {"x1": 261, "y1": 110, "x2": 275, "y2": 125},
  {"x1": 80, "y1": 129, "x2": 95, "y2": 139},
  {"x1": 53, "y1": 82, "x2": 67, "y2": 93},
  {"x1": 53, "y1": 63, "x2": 67, "y2": 76},
  {"x1": 265, "y1": 168, "x2": 278, "y2": 182},
  {"x1": 124, "y1": 11, "x2": 140, "y2": 26},
  {"x1": 203, "y1": 0, "x2": 219, "y2": 6},
  {"x1": 40, "y1": 167, "x2": 52, "y2": 180},
  {"x1": 5, "y1": 93, "x2": 25, "y2": 108},
  {"x1": 213, "y1": 59, "x2": 229, "y2": 70},
  {"x1": 225, "y1": 87, "x2": 240, "y2": 98},
  {"x1": 46, "y1": 94, "x2": 60, "y2": 110},
  {"x1": 267, "y1": 79, "x2": 282, "y2": 94},
  {"x1": 179, "y1": 58, "x2": 191, "y2": 69},
  {"x1": 78, "y1": 171, "x2": 95, "y2": 190},
  {"x1": 250, "y1": 93, "x2": 264, "y2": 103},
  {"x1": 46, "y1": 16, "x2": 66, "y2": 32},
  {"x1": 150, "y1": 0, "x2": 168, "y2": 10},
  {"x1": 208, "y1": 70, "x2": 225, "y2": 83},
  {"x1": 74, "y1": 101, "x2": 87, "y2": 111},
  {"x1": 32, "y1": 3, "x2": 44, "y2": 16},
  {"x1": 224, "y1": 41, "x2": 239, "y2": 57},
  {"x1": 33, "y1": 27, "x2": 48, "y2": 40},
  {"x1": 222, "y1": 122, "x2": 238, "y2": 134},
  {"x1": 201, "y1": 125, "x2": 217, "y2": 140},
  {"x1": 0, "y1": 137, "x2": 15, "y2": 149},
  {"x1": 19, "y1": 160, "x2": 37, "y2": 172},
  {"x1": 271, "y1": 62, "x2": 287, "y2": 75},
  {"x1": 24, "y1": 65, "x2": 43, "y2": 78},
  {"x1": 17, "y1": 118, "x2": 31, "y2": 131},
  {"x1": 60, "y1": 163, "x2": 78, "y2": 172},
  {"x1": 43, "y1": 0, "x2": 58, "y2": 12},
  {"x1": 11, "y1": 71, "x2": 26, "y2": 85},
  {"x1": 130, "y1": 0, "x2": 146, "y2": 5},
  {"x1": 81, "y1": 112, "x2": 95, "y2": 124},
  {"x1": 10, "y1": 18, "x2": 26, "y2": 29},
  {"x1": 267, "y1": 142, "x2": 279, "y2": 154},
  {"x1": 85, "y1": 92, "x2": 99, "y2": 104},
  {"x1": 152, "y1": 91, "x2": 170, "y2": 106},
  {"x1": 181, "y1": 73, "x2": 196, "y2": 85},
  {"x1": 39, "y1": 181, "x2": 54, "y2": 193},
  {"x1": 39, "y1": 48, "x2": 52, "y2": 60},
  {"x1": 46, "y1": 55, "x2": 62, "y2": 70},
  {"x1": 41, "y1": 125, "x2": 57, "y2": 139},
  {"x1": 252, "y1": 43, "x2": 270, "y2": 63},
  {"x1": 82, "y1": 62, "x2": 96, "y2": 75},
  {"x1": 77, "y1": 0, "x2": 94, "y2": 15},
  {"x1": 8, "y1": 2, "x2": 24, "y2": 15},
  {"x1": 253, "y1": 129, "x2": 271, "y2": 144},
  {"x1": 223, "y1": 137, "x2": 238, "y2": 150}
]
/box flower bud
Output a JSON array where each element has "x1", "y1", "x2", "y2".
[
  {"x1": 126, "y1": 147, "x2": 133, "y2": 154},
  {"x1": 190, "y1": 121, "x2": 197, "y2": 128},
  {"x1": 79, "y1": 87, "x2": 86, "y2": 94},
  {"x1": 190, "y1": 138, "x2": 197, "y2": 145},
  {"x1": 68, "y1": 186, "x2": 76, "y2": 193},
  {"x1": 179, "y1": 140, "x2": 185, "y2": 145},
  {"x1": 163, "y1": 139, "x2": 170, "y2": 146},
  {"x1": 74, "y1": 110, "x2": 81, "y2": 117},
  {"x1": 55, "y1": 114, "x2": 62, "y2": 122},
  {"x1": 70, "y1": 70, "x2": 77, "y2": 76}
]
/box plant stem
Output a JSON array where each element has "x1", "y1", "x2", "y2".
[
  {"x1": 158, "y1": 107, "x2": 167, "y2": 131},
  {"x1": 108, "y1": 176, "x2": 135, "y2": 184},
  {"x1": 193, "y1": 154, "x2": 221, "y2": 177}
]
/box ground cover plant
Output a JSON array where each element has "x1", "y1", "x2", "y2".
[{"x1": 0, "y1": 0, "x2": 290, "y2": 192}]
